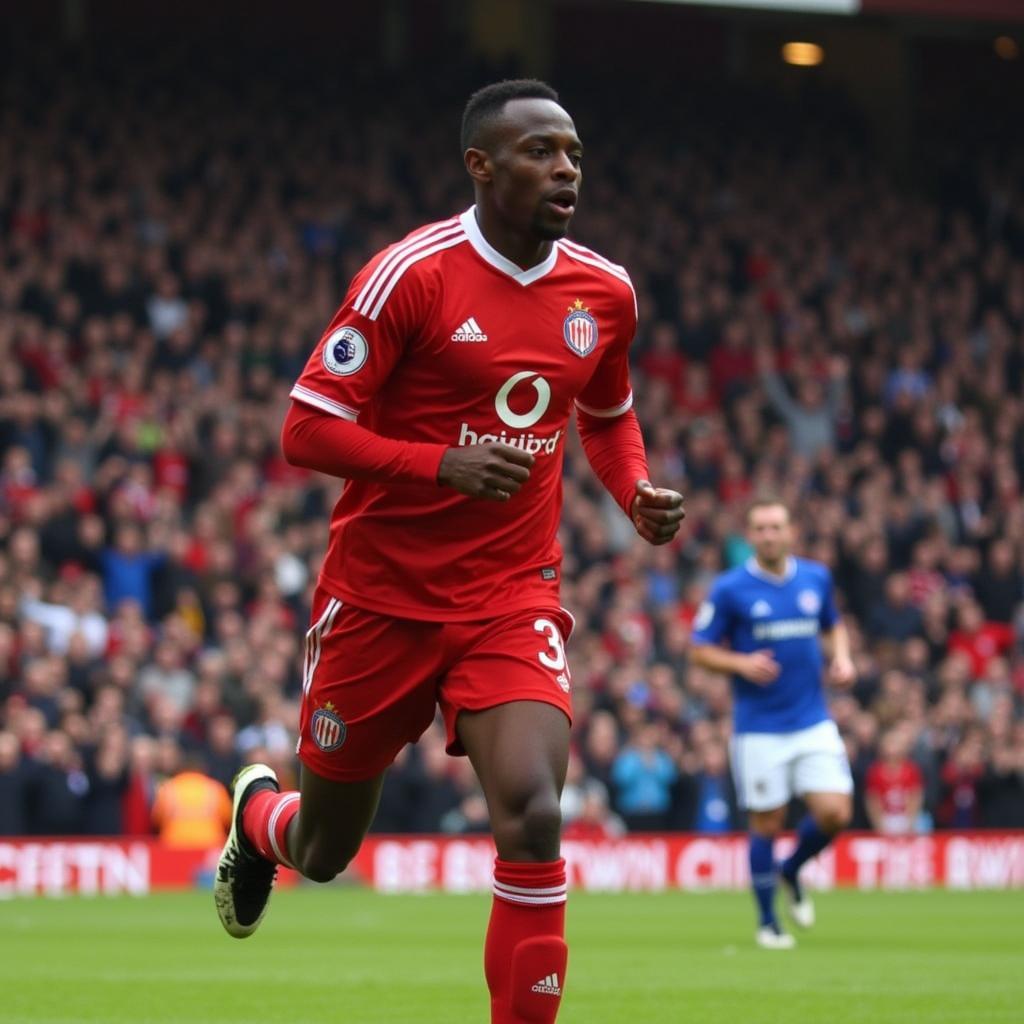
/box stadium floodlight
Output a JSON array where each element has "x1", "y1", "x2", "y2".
[
  {"x1": 628, "y1": 0, "x2": 1024, "y2": 18},
  {"x1": 627, "y1": 0, "x2": 859, "y2": 14},
  {"x1": 994, "y1": 36, "x2": 1019, "y2": 60},
  {"x1": 782, "y1": 41, "x2": 825, "y2": 65}
]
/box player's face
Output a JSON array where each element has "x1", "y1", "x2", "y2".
[
  {"x1": 747, "y1": 505, "x2": 793, "y2": 565},
  {"x1": 484, "y1": 98, "x2": 583, "y2": 241}
]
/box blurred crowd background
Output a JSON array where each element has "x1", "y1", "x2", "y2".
[{"x1": 1, "y1": 22, "x2": 1023, "y2": 847}]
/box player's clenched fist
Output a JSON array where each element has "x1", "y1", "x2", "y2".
[
  {"x1": 437, "y1": 443, "x2": 535, "y2": 501},
  {"x1": 828, "y1": 653, "x2": 856, "y2": 688},
  {"x1": 740, "y1": 649, "x2": 782, "y2": 685},
  {"x1": 632, "y1": 479, "x2": 685, "y2": 545}
]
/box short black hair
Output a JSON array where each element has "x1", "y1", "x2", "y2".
[{"x1": 461, "y1": 79, "x2": 560, "y2": 152}]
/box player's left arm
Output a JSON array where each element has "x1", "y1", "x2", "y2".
[
  {"x1": 818, "y1": 566, "x2": 855, "y2": 686},
  {"x1": 575, "y1": 283, "x2": 684, "y2": 545},
  {"x1": 822, "y1": 621, "x2": 855, "y2": 687}
]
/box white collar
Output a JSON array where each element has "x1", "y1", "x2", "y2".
[
  {"x1": 745, "y1": 556, "x2": 797, "y2": 585},
  {"x1": 459, "y1": 207, "x2": 559, "y2": 285}
]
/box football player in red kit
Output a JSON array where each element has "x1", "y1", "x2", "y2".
[{"x1": 214, "y1": 79, "x2": 685, "y2": 1023}]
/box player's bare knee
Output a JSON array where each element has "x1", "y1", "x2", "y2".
[
  {"x1": 298, "y1": 857, "x2": 339, "y2": 884},
  {"x1": 833, "y1": 806, "x2": 853, "y2": 833},
  {"x1": 493, "y1": 793, "x2": 562, "y2": 861},
  {"x1": 519, "y1": 795, "x2": 563, "y2": 860},
  {"x1": 749, "y1": 808, "x2": 786, "y2": 837},
  {"x1": 297, "y1": 849, "x2": 352, "y2": 883},
  {"x1": 296, "y1": 838, "x2": 360, "y2": 883},
  {"x1": 817, "y1": 814, "x2": 843, "y2": 836},
  {"x1": 816, "y1": 800, "x2": 851, "y2": 835}
]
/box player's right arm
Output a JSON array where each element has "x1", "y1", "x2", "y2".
[
  {"x1": 688, "y1": 580, "x2": 780, "y2": 685},
  {"x1": 435, "y1": 442, "x2": 534, "y2": 502},
  {"x1": 282, "y1": 404, "x2": 534, "y2": 500},
  {"x1": 690, "y1": 644, "x2": 780, "y2": 685},
  {"x1": 282, "y1": 240, "x2": 533, "y2": 500}
]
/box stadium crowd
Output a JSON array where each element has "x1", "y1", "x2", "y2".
[{"x1": 1, "y1": 45, "x2": 1023, "y2": 845}]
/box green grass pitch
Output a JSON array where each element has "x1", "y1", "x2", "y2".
[{"x1": 2, "y1": 888, "x2": 1020, "y2": 1022}]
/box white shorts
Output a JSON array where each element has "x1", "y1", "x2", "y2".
[{"x1": 730, "y1": 720, "x2": 853, "y2": 812}]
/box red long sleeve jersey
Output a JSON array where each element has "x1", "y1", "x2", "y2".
[{"x1": 289, "y1": 207, "x2": 647, "y2": 621}]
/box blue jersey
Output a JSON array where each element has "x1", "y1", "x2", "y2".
[{"x1": 690, "y1": 556, "x2": 839, "y2": 734}]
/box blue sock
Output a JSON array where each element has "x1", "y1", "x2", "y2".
[
  {"x1": 781, "y1": 815, "x2": 833, "y2": 892},
  {"x1": 749, "y1": 833, "x2": 777, "y2": 927}
]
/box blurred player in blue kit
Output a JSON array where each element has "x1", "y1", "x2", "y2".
[{"x1": 690, "y1": 498, "x2": 854, "y2": 948}]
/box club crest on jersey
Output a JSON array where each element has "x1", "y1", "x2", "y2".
[
  {"x1": 563, "y1": 299, "x2": 598, "y2": 357},
  {"x1": 798, "y1": 589, "x2": 821, "y2": 615},
  {"x1": 322, "y1": 326, "x2": 368, "y2": 376},
  {"x1": 310, "y1": 701, "x2": 347, "y2": 752}
]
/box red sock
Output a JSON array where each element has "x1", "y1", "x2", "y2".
[
  {"x1": 485, "y1": 859, "x2": 568, "y2": 1024},
  {"x1": 241, "y1": 789, "x2": 300, "y2": 867}
]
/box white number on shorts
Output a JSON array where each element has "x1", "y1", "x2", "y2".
[{"x1": 534, "y1": 618, "x2": 567, "y2": 672}]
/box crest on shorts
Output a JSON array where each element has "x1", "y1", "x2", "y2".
[
  {"x1": 798, "y1": 589, "x2": 821, "y2": 615},
  {"x1": 311, "y1": 701, "x2": 347, "y2": 752},
  {"x1": 563, "y1": 299, "x2": 598, "y2": 357}
]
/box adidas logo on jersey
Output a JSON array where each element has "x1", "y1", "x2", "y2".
[
  {"x1": 751, "y1": 600, "x2": 772, "y2": 618},
  {"x1": 451, "y1": 317, "x2": 488, "y2": 342},
  {"x1": 531, "y1": 973, "x2": 562, "y2": 996}
]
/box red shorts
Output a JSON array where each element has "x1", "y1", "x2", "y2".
[{"x1": 296, "y1": 586, "x2": 575, "y2": 781}]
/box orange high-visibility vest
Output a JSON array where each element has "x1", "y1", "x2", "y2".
[{"x1": 152, "y1": 771, "x2": 232, "y2": 849}]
